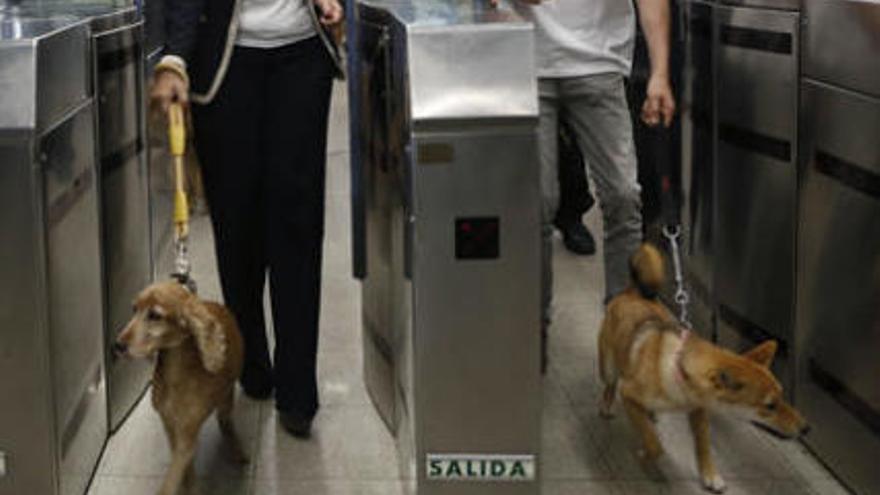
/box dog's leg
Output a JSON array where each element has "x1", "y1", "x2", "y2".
[
  {"x1": 217, "y1": 387, "x2": 249, "y2": 464},
  {"x1": 598, "y1": 334, "x2": 617, "y2": 418},
  {"x1": 158, "y1": 428, "x2": 198, "y2": 495},
  {"x1": 621, "y1": 394, "x2": 663, "y2": 461},
  {"x1": 689, "y1": 408, "x2": 726, "y2": 493}
]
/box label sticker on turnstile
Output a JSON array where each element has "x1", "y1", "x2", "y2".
[
  {"x1": 455, "y1": 217, "x2": 499, "y2": 259},
  {"x1": 426, "y1": 454, "x2": 536, "y2": 481}
]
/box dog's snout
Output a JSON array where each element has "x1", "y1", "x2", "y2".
[
  {"x1": 113, "y1": 340, "x2": 128, "y2": 356},
  {"x1": 800, "y1": 424, "x2": 811, "y2": 436}
]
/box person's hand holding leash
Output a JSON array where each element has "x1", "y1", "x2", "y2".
[
  {"x1": 642, "y1": 74, "x2": 675, "y2": 127},
  {"x1": 151, "y1": 61, "x2": 189, "y2": 114}
]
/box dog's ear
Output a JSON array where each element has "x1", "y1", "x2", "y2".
[
  {"x1": 712, "y1": 369, "x2": 744, "y2": 392},
  {"x1": 182, "y1": 300, "x2": 227, "y2": 373},
  {"x1": 742, "y1": 340, "x2": 777, "y2": 368}
]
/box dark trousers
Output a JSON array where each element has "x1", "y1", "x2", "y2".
[
  {"x1": 555, "y1": 118, "x2": 595, "y2": 227},
  {"x1": 192, "y1": 37, "x2": 334, "y2": 417}
]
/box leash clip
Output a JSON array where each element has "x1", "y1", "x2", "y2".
[{"x1": 663, "y1": 224, "x2": 691, "y2": 329}]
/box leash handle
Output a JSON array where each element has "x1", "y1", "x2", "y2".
[
  {"x1": 167, "y1": 103, "x2": 193, "y2": 289},
  {"x1": 168, "y1": 103, "x2": 189, "y2": 238},
  {"x1": 168, "y1": 103, "x2": 186, "y2": 157}
]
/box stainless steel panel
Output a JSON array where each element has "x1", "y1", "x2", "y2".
[
  {"x1": 804, "y1": 0, "x2": 880, "y2": 98},
  {"x1": 36, "y1": 21, "x2": 91, "y2": 131},
  {"x1": 714, "y1": 6, "x2": 799, "y2": 348},
  {"x1": 0, "y1": 19, "x2": 107, "y2": 495},
  {"x1": 0, "y1": 137, "x2": 57, "y2": 495},
  {"x1": 357, "y1": 13, "x2": 401, "y2": 430},
  {"x1": 0, "y1": 17, "x2": 89, "y2": 130},
  {"x1": 407, "y1": 23, "x2": 536, "y2": 122},
  {"x1": 359, "y1": 0, "x2": 537, "y2": 123},
  {"x1": 797, "y1": 80, "x2": 880, "y2": 495},
  {"x1": 681, "y1": 0, "x2": 715, "y2": 334},
  {"x1": 413, "y1": 127, "x2": 541, "y2": 495},
  {"x1": 94, "y1": 19, "x2": 151, "y2": 430},
  {"x1": 42, "y1": 104, "x2": 108, "y2": 495},
  {"x1": 352, "y1": 2, "x2": 541, "y2": 493}
]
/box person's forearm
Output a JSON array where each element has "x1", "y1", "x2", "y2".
[{"x1": 636, "y1": 0, "x2": 671, "y2": 79}]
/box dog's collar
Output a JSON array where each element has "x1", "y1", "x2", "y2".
[{"x1": 674, "y1": 329, "x2": 691, "y2": 383}]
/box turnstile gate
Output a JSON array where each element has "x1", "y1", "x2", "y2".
[
  {"x1": 348, "y1": 1, "x2": 542, "y2": 493},
  {"x1": 0, "y1": 16, "x2": 107, "y2": 495}
]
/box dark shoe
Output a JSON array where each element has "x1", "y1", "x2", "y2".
[
  {"x1": 279, "y1": 410, "x2": 314, "y2": 439},
  {"x1": 557, "y1": 221, "x2": 596, "y2": 256}
]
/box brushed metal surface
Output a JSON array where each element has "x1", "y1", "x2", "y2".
[
  {"x1": 42, "y1": 104, "x2": 108, "y2": 495},
  {"x1": 681, "y1": 0, "x2": 716, "y2": 334},
  {"x1": 797, "y1": 80, "x2": 880, "y2": 495},
  {"x1": 0, "y1": 137, "x2": 57, "y2": 495},
  {"x1": 360, "y1": 0, "x2": 537, "y2": 123},
  {"x1": 714, "y1": 5, "x2": 799, "y2": 346},
  {"x1": 0, "y1": 19, "x2": 106, "y2": 495},
  {"x1": 93, "y1": 19, "x2": 152, "y2": 431},
  {"x1": 352, "y1": 2, "x2": 541, "y2": 493},
  {"x1": 412, "y1": 127, "x2": 541, "y2": 495},
  {"x1": 0, "y1": 17, "x2": 89, "y2": 130},
  {"x1": 804, "y1": 0, "x2": 880, "y2": 98}
]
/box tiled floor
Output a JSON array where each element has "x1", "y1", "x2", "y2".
[{"x1": 88, "y1": 83, "x2": 851, "y2": 495}]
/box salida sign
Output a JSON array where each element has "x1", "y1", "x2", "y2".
[{"x1": 426, "y1": 454, "x2": 536, "y2": 482}]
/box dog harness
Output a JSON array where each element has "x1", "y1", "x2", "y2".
[{"x1": 674, "y1": 329, "x2": 692, "y2": 384}]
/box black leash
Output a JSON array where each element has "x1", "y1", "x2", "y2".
[{"x1": 646, "y1": 124, "x2": 691, "y2": 329}]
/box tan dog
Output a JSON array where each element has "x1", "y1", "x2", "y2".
[
  {"x1": 116, "y1": 281, "x2": 247, "y2": 495},
  {"x1": 598, "y1": 244, "x2": 809, "y2": 493}
]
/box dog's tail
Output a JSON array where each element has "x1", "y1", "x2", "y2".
[{"x1": 629, "y1": 243, "x2": 666, "y2": 299}]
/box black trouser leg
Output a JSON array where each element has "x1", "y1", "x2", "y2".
[
  {"x1": 555, "y1": 118, "x2": 595, "y2": 227},
  {"x1": 263, "y1": 38, "x2": 334, "y2": 417},
  {"x1": 192, "y1": 47, "x2": 273, "y2": 393}
]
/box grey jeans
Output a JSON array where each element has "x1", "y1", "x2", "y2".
[{"x1": 539, "y1": 73, "x2": 643, "y2": 324}]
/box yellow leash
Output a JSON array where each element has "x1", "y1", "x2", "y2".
[{"x1": 167, "y1": 103, "x2": 196, "y2": 292}]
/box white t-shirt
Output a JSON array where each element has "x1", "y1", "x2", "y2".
[
  {"x1": 237, "y1": 0, "x2": 316, "y2": 48},
  {"x1": 514, "y1": 0, "x2": 636, "y2": 79}
]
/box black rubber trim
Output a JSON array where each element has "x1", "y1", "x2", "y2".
[
  {"x1": 101, "y1": 137, "x2": 144, "y2": 176},
  {"x1": 719, "y1": 123, "x2": 792, "y2": 162},
  {"x1": 98, "y1": 42, "x2": 142, "y2": 73},
  {"x1": 815, "y1": 149, "x2": 880, "y2": 200},
  {"x1": 809, "y1": 359, "x2": 880, "y2": 437},
  {"x1": 718, "y1": 304, "x2": 788, "y2": 355},
  {"x1": 47, "y1": 168, "x2": 94, "y2": 229},
  {"x1": 720, "y1": 25, "x2": 792, "y2": 54}
]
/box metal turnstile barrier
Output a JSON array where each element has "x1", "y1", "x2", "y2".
[
  {"x1": 0, "y1": 16, "x2": 108, "y2": 495},
  {"x1": 348, "y1": 1, "x2": 542, "y2": 493}
]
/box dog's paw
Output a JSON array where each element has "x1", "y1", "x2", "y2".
[{"x1": 701, "y1": 473, "x2": 726, "y2": 493}]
